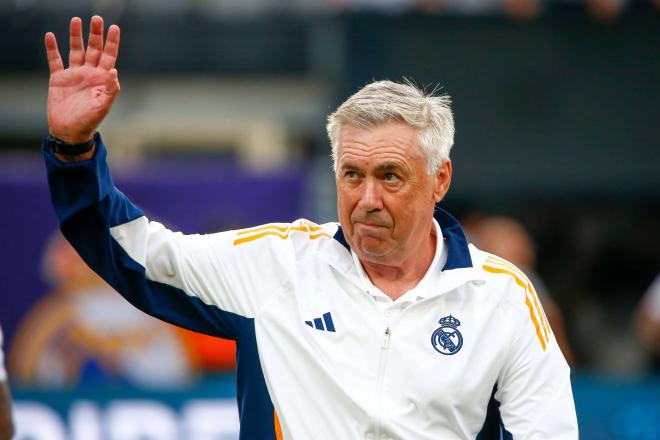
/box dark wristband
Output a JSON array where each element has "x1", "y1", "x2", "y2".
[{"x1": 48, "y1": 133, "x2": 96, "y2": 155}]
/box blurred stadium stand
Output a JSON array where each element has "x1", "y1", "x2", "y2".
[{"x1": 0, "y1": 1, "x2": 659, "y2": 438}]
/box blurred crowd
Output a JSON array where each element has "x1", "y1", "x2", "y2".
[
  {"x1": 7, "y1": 231, "x2": 235, "y2": 389},
  {"x1": 463, "y1": 214, "x2": 660, "y2": 374},
  {"x1": 330, "y1": 0, "x2": 660, "y2": 22},
  {"x1": 3, "y1": 0, "x2": 660, "y2": 21}
]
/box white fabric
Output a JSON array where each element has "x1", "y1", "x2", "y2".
[
  {"x1": 110, "y1": 216, "x2": 578, "y2": 439},
  {"x1": 355, "y1": 219, "x2": 448, "y2": 315}
]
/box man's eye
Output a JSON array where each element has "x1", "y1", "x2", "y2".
[
  {"x1": 345, "y1": 171, "x2": 359, "y2": 179},
  {"x1": 383, "y1": 173, "x2": 398, "y2": 181}
]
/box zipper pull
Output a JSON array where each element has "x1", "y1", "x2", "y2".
[{"x1": 382, "y1": 327, "x2": 391, "y2": 349}]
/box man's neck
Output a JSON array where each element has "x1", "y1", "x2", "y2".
[{"x1": 359, "y1": 232, "x2": 437, "y2": 301}]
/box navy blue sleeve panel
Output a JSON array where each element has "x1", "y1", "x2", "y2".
[
  {"x1": 43, "y1": 132, "x2": 141, "y2": 227},
  {"x1": 42, "y1": 135, "x2": 243, "y2": 340},
  {"x1": 476, "y1": 385, "x2": 513, "y2": 440},
  {"x1": 236, "y1": 318, "x2": 278, "y2": 440}
]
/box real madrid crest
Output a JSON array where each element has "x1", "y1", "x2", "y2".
[{"x1": 431, "y1": 315, "x2": 463, "y2": 355}]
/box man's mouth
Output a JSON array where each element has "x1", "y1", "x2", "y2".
[{"x1": 355, "y1": 221, "x2": 387, "y2": 230}]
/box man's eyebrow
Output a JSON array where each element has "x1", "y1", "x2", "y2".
[
  {"x1": 338, "y1": 161, "x2": 406, "y2": 173},
  {"x1": 375, "y1": 162, "x2": 404, "y2": 172},
  {"x1": 338, "y1": 161, "x2": 360, "y2": 171}
]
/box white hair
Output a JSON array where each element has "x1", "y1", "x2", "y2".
[{"x1": 326, "y1": 79, "x2": 455, "y2": 175}]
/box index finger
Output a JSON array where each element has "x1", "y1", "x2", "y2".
[
  {"x1": 98, "y1": 24, "x2": 120, "y2": 70},
  {"x1": 44, "y1": 32, "x2": 64, "y2": 73}
]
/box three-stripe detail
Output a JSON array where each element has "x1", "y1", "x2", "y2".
[
  {"x1": 482, "y1": 255, "x2": 551, "y2": 351},
  {"x1": 274, "y1": 410, "x2": 283, "y2": 440},
  {"x1": 305, "y1": 312, "x2": 336, "y2": 332},
  {"x1": 233, "y1": 222, "x2": 331, "y2": 246}
]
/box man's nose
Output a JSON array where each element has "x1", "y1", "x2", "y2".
[{"x1": 358, "y1": 178, "x2": 383, "y2": 211}]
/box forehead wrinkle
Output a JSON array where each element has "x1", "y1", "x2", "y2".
[
  {"x1": 337, "y1": 122, "x2": 425, "y2": 171},
  {"x1": 338, "y1": 145, "x2": 418, "y2": 175},
  {"x1": 338, "y1": 138, "x2": 416, "y2": 160}
]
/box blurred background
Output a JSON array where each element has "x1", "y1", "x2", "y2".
[{"x1": 0, "y1": 0, "x2": 659, "y2": 438}]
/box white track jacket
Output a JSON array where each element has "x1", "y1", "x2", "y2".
[{"x1": 44, "y1": 134, "x2": 578, "y2": 440}]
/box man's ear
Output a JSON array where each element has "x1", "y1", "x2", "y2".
[{"x1": 433, "y1": 160, "x2": 452, "y2": 203}]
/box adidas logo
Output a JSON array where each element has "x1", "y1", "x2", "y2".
[{"x1": 305, "y1": 312, "x2": 336, "y2": 332}]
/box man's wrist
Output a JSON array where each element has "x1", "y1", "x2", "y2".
[{"x1": 48, "y1": 133, "x2": 96, "y2": 155}]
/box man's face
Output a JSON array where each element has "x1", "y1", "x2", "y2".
[{"x1": 335, "y1": 122, "x2": 451, "y2": 266}]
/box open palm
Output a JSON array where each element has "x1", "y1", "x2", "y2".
[{"x1": 46, "y1": 16, "x2": 120, "y2": 144}]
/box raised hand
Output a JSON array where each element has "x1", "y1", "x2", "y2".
[{"x1": 46, "y1": 16, "x2": 120, "y2": 144}]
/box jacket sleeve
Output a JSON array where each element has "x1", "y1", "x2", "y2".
[
  {"x1": 43, "y1": 133, "x2": 295, "y2": 340},
  {"x1": 495, "y1": 282, "x2": 579, "y2": 439}
]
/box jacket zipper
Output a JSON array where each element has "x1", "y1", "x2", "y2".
[{"x1": 373, "y1": 326, "x2": 391, "y2": 439}]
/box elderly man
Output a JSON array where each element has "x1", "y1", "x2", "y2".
[{"x1": 43, "y1": 16, "x2": 578, "y2": 439}]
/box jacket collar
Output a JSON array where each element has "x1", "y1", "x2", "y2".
[{"x1": 332, "y1": 206, "x2": 473, "y2": 272}]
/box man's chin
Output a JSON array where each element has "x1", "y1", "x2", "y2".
[{"x1": 353, "y1": 239, "x2": 391, "y2": 261}]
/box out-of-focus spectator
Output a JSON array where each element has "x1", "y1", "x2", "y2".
[
  {"x1": 328, "y1": 0, "x2": 417, "y2": 13},
  {"x1": 502, "y1": 0, "x2": 541, "y2": 20},
  {"x1": 433, "y1": 0, "x2": 500, "y2": 14},
  {"x1": 585, "y1": 0, "x2": 627, "y2": 22},
  {"x1": 635, "y1": 274, "x2": 660, "y2": 363},
  {"x1": 0, "y1": 326, "x2": 15, "y2": 440},
  {"x1": 9, "y1": 231, "x2": 196, "y2": 388},
  {"x1": 652, "y1": 0, "x2": 660, "y2": 13},
  {"x1": 465, "y1": 215, "x2": 575, "y2": 366}
]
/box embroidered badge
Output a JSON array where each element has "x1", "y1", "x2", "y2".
[{"x1": 431, "y1": 315, "x2": 463, "y2": 355}]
